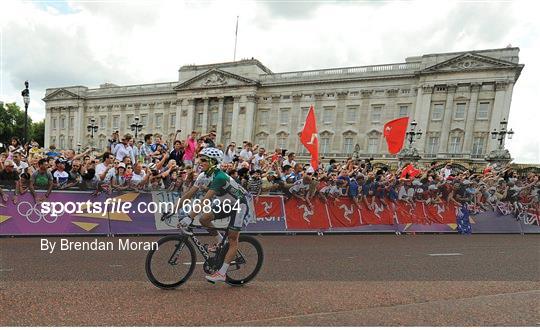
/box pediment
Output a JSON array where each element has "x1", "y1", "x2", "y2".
[
  {"x1": 174, "y1": 68, "x2": 259, "y2": 90},
  {"x1": 421, "y1": 53, "x2": 519, "y2": 73},
  {"x1": 43, "y1": 88, "x2": 81, "y2": 101}
]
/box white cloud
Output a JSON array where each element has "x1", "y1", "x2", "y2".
[{"x1": 0, "y1": 0, "x2": 538, "y2": 163}]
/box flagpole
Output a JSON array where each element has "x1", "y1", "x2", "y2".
[{"x1": 233, "y1": 16, "x2": 239, "y2": 61}]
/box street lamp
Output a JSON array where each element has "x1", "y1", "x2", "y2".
[
  {"x1": 130, "y1": 117, "x2": 143, "y2": 138},
  {"x1": 405, "y1": 119, "x2": 422, "y2": 148},
  {"x1": 491, "y1": 118, "x2": 514, "y2": 149},
  {"x1": 21, "y1": 81, "x2": 30, "y2": 144},
  {"x1": 87, "y1": 118, "x2": 99, "y2": 139}
]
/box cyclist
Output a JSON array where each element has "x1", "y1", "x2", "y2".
[{"x1": 178, "y1": 147, "x2": 255, "y2": 283}]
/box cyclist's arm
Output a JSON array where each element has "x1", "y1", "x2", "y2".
[
  {"x1": 187, "y1": 188, "x2": 216, "y2": 219},
  {"x1": 174, "y1": 185, "x2": 199, "y2": 211}
]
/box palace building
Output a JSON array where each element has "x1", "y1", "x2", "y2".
[{"x1": 43, "y1": 47, "x2": 523, "y2": 165}]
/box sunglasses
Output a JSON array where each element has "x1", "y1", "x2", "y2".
[{"x1": 199, "y1": 158, "x2": 209, "y2": 163}]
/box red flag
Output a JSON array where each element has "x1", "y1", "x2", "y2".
[
  {"x1": 383, "y1": 117, "x2": 409, "y2": 154},
  {"x1": 300, "y1": 105, "x2": 319, "y2": 169}
]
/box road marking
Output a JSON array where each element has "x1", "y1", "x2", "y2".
[
  {"x1": 428, "y1": 253, "x2": 463, "y2": 256},
  {"x1": 109, "y1": 264, "x2": 123, "y2": 267},
  {"x1": 0, "y1": 268, "x2": 13, "y2": 272},
  {"x1": 183, "y1": 262, "x2": 204, "y2": 265}
]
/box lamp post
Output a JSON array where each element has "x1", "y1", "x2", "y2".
[
  {"x1": 21, "y1": 81, "x2": 30, "y2": 144},
  {"x1": 405, "y1": 119, "x2": 423, "y2": 148},
  {"x1": 490, "y1": 118, "x2": 514, "y2": 149},
  {"x1": 398, "y1": 119, "x2": 422, "y2": 164},
  {"x1": 130, "y1": 117, "x2": 143, "y2": 138},
  {"x1": 87, "y1": 118, "x2": 99, "y2": 139}
]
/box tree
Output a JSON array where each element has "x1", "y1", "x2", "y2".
[
  {"x1": 30, "y1": 120, "x2": 45, "y2": 147},
  {"x1": 0, "y1": 102, "x2": 32, "y2": 146}
]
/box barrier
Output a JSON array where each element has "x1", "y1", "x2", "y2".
[{"x1": 0, "y1": 190, "x2": 538, "y2": 235}]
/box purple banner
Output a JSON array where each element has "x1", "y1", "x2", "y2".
[{"x1": 0, "y1": 191, "x2": 538, "y2": 235}]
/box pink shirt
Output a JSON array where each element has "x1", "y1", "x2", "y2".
[{"x1": 183, "y1": 137, "x2": 196, "y2": 161}]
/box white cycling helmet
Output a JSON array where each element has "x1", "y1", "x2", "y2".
[{"x1": 199, "y1": 147, "x2": 224, "y2": 164}]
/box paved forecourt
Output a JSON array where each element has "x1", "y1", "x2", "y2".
[{"x1": 0, "y1": 234, "x2": 538, "y2": 326}]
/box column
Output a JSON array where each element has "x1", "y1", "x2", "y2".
[
  {"x1": 216, "y1": 97, "x2": 225, "y2": 143},
  {"x1": 231, "y1": 96, "x2": 241, "y2": 144},
  {"x1": 44, "y1": 108, "x2": 52, "y2": 148},
  {"x1": 487, "y1": 81, "x2": 509, "y2": 151},
  {"x1": 414, "y1": 85, "x2": 433, "y2": 154},
  {"x1": 56, "y1": 108, "x2": 61, "y2": 148},
  {"x1": 439, "y1": 84, "x2": 456, "y2": 153},
  {"x1": 201, "y1": 97, "x2": 209, "y2": 133},
  {"x1": 244, "y1": 94, "x2": 256, "y2": 142},
  {"x1": 175, "y1": 99, "x2": 182, "y2": 132},
  {"x1": 462, "y1": 83, "x2": 481, "y2": 154},
  {"x1": 185, "y1": 98, "x2": 195, "y2": 134}
]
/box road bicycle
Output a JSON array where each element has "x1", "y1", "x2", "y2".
[{"x1": 145, "y1": 216, "x2": 264, "y2": 289}]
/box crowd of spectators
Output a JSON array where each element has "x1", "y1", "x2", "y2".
[{"x1": 0, "y1": 131, "x2": 539, "y2": 220}]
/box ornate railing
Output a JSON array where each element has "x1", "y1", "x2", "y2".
[{"x1": 260, "y1": 62, "x2": 421, "y2": 82}]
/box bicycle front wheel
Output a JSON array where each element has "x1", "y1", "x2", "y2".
[
  {"x1": 226, "y1": 235, "x2": 264, "y2": 286},
  {"x1": 145, "y1": 235, "x2": 196, "y2": 289}
]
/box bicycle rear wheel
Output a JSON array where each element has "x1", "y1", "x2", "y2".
[
  {"x1": 225, "y1": 235, "x2": 264, "y2": 286},
  {"x1": 145, "y1": 235, "x2": 196, "y2": 289}
]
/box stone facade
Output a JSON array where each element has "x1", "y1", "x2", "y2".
[{"x1": 43, "y1": 47, "x2": 523, "y2": 165}]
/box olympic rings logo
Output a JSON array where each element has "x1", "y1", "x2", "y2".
[{"x1": 16, "y1": 201, "x2": 64, "y2": 224}]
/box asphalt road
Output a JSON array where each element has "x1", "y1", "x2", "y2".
[{"x1": 1, "y1": 234, "x2": 539, "y2": 326}]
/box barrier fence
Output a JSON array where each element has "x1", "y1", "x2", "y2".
[{"x1": 0, "y1": 190, "x2": 538, "y2": 236}]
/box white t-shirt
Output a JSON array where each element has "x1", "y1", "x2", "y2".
[
  {"x1": 239, "y1": 149, "x2": 253, "y2": 162},
  {"x1": 13, "y1": 161, "x2": 28, "y2": 174},
  {"x1": 95, "y1": 163, "x2": 114, "y2": 181},
  {"x1": 131, "y1": 170, "x2": 146, "y2": 184},
  {"x1": 113, "y1": 143, "x2": 133, "y2": 162},
  {"x1": 252, "y1": 154, "x2": 265, "y2": 171}
]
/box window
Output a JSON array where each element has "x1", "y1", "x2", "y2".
[
  {"x1": 225, "y1": 111, "x2": 233, "y2": 126},
  {"x1": 346, "y1": 106, "x2": 357, "y2": 122},
  {"x1": 280, "y1": 108, "x2": 289, "y2": 125},
  {"x1": 195, "y1": 112, "x2": 203, "y2": 126},
  {"x1": 277, "y1": 134, "x2": 288, "y2": 149},
  {"x1": 399, "y1": 105, "x2": 408, "y2": 117},
  {"x1": 98, "y1": 137, "x2": 105, "y2": 150},
  {"x1": 323, "y1": 107, "x2": 334, "y2": 123},
  {"x1": 298, "y1": 107, "x2": 309, "y2": 127},
  {"x1": 449, "y1": 136, "x2": 462, "y2": 154},
  {"x1": 170, "y1": 114, "x2": 176, "y2": 127},
  {"x1": 368, "y1": 137, "x2": 379, "y2": 154},
  {"x1": 112, "y1": 116, "x2": 119, "y2": 129},
  {"x1": 223, "y1": 132, "x2": 231, "y2": 146},
  {"x1": 140, "y1": 115, "x2": 147, "y2": 126},
  {"x1": 99, "y1": 116, "x2": 106, "y2": 130},
  {"x1": 321, "y1": 137, "x2": 331, "y2": 154},
  {"x1": 60, "y1": 117, "x2": 66, "y2": 129},
  {"x1": 256, "y1": 135, "x2": 267, "y2": 148},
  {"x1": 209, "y1": 111, "x2": 217, "y2": 126},
  {"x1": 426, "y1": 136, "x2": 440, "y2": 155},
  {"x1": 50, "y1": 137, "x2": 56, "y2": 146},
  {"x1": 259, "y1": 110, "x2": 269, "y2": 125},
  {"x1": 371, "y1": 106, "x2": 382, "y2": 123},
  {"x1": 59, "y1": 136, "x2": 65, "y2": 149},
  {"x1": 52, "y1": 118, "x2": 57, "y2": 129},
  {"x1": 155, "y1": 114, "x2": 163, "y2": 128},
  {"x1": 472, "y1": 136, "x2": 486, "y2": 157},
  {"x1": 477, "y1": 102, "x2": 490, "y2": 119},
  {"x1": 454, "y1": 103, "x2": 466, "y2": 120},
  {"x1": 431, "y1": 104, "x2": 444, "y2": 120},
  {"x1": 68, "y1": 136, "x2": 73, "y2": 149},
  {"x1": 127, "y1": 115, "x2": 134, "y2": 126},
  {"x1": 69, "y1": 117, "x2": 74, "y2": 128},
  {"x1": 343, "y1": 137, "x2": 353, "y2": 154}
]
